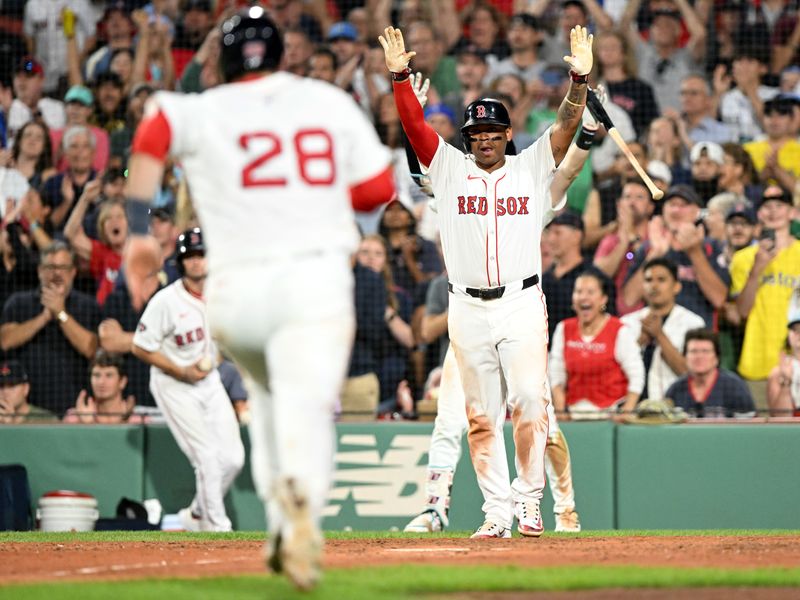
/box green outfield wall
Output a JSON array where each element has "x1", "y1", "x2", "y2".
[{"x1": 1, "y1": 422, "x2": 797, "y2": 530}]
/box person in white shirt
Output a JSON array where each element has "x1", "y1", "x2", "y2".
[
  {"x1": 6, "y1": 58, "x2": 65, "y2": 139},
  {"x1": 23, "y1": 0, "x2": 97, "y2": 93},
  {"x1": 622, "y1": 257, "x2": 705, "y2": 401}
]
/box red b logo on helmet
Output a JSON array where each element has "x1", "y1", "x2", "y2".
[{"x1": 476, "y1": 105, "x2": 486, "y2": 118}]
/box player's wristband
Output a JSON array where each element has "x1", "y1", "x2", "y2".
[
  {"x1": 576, "y1": 126, "x2": 595, "y2": 150},
  {"x1": 391, "y1": 68, "x2": 412, "y2": 82},
  {"x1": 569, "y1": 70, "x2": 588, "y2": 84},
  {"x1": 126, "y1": 199, "x2": 152, "y2": 235}
]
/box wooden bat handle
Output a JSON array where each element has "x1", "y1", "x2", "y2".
[{"x1": 608, "y1": 128, "x2": 664, "y2": 200}]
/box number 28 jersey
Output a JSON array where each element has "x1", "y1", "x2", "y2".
[{"x1": 151, "y1": 72, "x2": 390, "y2": 272}]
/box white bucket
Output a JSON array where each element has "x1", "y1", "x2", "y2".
[{"x1": 37, "y1": 490, "x2": 99, "y2": 532}]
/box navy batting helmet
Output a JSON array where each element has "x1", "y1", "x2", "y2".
[
  {"x1": 176, "y1": 228, "x2": 205, "y2": 275},
  {"x1": 462, "y1": 98, "x2": 511, "y2": 133},
  {"x1": 461, "y1": 98, "x2": 512, "y2": 151},
  {"x1": 220, "y1": 8, "x2": 283, "y2": 83}
]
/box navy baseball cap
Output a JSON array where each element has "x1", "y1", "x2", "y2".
[
  {"x1": 149, "y1": 203, "x2": 175, "y2": 221},
  {"x1": 548, "y1": 210, "x2": 584, "y2": 231},
  {"x1": 759, "y1": 185, "x2": 793, "y2": 207},
  {"x1": 663, "y1": 184, "x2": 703, "y2": 207},
  {"x1": 763, "y1": 97, "x2": 794, "y2": 116},
  {"x1": 509, "y1": 13, "x2": 541, "y2": 30},
  {"x1": 0, "y1": 360, "x2": 28, "y2": 386},
  {"x1": 16, "y1": 56, "x2": 44, "y2": 76},
  {"x1": 651, "y1": 9, "x2": 682, "y2": 22},
  {"x1": 725, "y1": 201, "x2": 756, "y2": 224},
  {"x1": 457, "y1": 44, "x2": 488, "y2": 63}
]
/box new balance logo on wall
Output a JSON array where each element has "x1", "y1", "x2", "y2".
[{"x1": 324, "y1": 434, "x2": 429, "y2": 517}]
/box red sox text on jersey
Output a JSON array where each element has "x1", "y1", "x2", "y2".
[
  {"x1": 175, "y1": 327, "x2": 206, "y2": 347},
  {"x1": 458, "y1": 196, "x2": 530, "y2": 216}
]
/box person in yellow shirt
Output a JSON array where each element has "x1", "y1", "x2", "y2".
[
  {"x1": 730, "y1": 185, "x2": 800, "y2": 412},
  {"x1": 743, "y1": 97, "x2": 800, "y2": 192}
]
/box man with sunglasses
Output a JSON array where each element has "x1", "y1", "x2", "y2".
[
  {"x1": 743, "y1": 97, "x2": 800, "y2": 191},
  {"x1": 381, "y1": 25, "x2": 595, "y2": 539},
  {"x1": 0, "y1": 241, "x2": 100, "y2": 416}
]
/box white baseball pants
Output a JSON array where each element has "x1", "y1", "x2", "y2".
[
  {"x1": 447, "y1": 284, "x2": 550, "y2": 530},
  {"x1": 206, "y1": 252, "x2": 354, "y2": 538},
  {"x1": 425, "y1": 345, "x2": 575, "y2": 518},
  {"x1": 149, "y1": 369, "x2": 245, "y2": 531}
]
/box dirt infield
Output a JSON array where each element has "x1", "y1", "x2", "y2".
[{"x1": 1, "y1": 535, "x2": 799, "y2": 587}]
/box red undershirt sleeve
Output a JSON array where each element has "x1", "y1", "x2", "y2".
[
  {"x1": 350, "y1": 166, "x2": 395, "y2": 211},
  {"x1": 131, "y1": 110, "x2": 172, "y2": 161},
  {"x1": 393, "y1": 79, "x2": 440, "y2": 168}
]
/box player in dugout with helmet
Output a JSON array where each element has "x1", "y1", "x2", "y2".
[{"x1": 380, "y1": 25, "x2": 597, "y2": 538}]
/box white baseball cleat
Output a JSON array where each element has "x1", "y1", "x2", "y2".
[
  {"x1": 515, "y1": 501, "x2": 544, "y2": 537},
  {"x1": 273, "y1": 478, "x2": 323, "y2": 591},
  {"x1": 470, "y1": 521, "x2": 512, "y2": 539},
  {"x1": 555, "y1": 509, "x2": 581, "y2": 533},
  {"x1": 404, "y1": 509, "x2": 445, "y2": 533},
  {"x1": 177, "y1": 507, "x2": 201, "y2": 532}
]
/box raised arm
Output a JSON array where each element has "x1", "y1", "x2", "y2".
[
  {"x1": 673, "y1": 0, "x2": 707, "y2": 62},
  {"x1": 550, "y1": 27, "x2": 593, "y2": 166},
  {"x1": 550, "y1": 123, "x2": 597, "y2": 207},
  {"x1": 582, "y1": 0, "x2": 614, "y2": 32},
  {"x1": 64, "y1": 180, "x2": 101, "y2": 261},
  {"x1": 63, "y1": 12, "x2": 85, "y2": 87},
  {"x1": 619, "y1": 0, "x2": 644, "y2": 52},
  {"x1": 380, "y1": 27, "x2": 440, "y2": 167},
  {"x1": 432, "y1": 0, "x2": 461, "y2": 51}
]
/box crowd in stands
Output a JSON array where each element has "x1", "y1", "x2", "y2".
[{"x1": 0, "y1": 0, "x2": 799, "y2": 423}]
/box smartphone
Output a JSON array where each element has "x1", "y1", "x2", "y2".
[{"x1": 759, "y1": 228, "x2": 776, "y2": 243}]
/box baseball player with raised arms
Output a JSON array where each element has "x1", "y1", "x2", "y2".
[
  {"x1": 380, "y1": 25, "x2": 594, "y2": 538},
  {"x1": 125, "y1": 9, "x2": 394, "y2": 590},
  {"x1": 132, "y1": 228, "x2": 245, "y2": 533},
  {"x1": 402, "y1": 76, "x2": 603, "y2": 535},
  {"x1": 404, "y1": 92, "x2": 604, "y2": 535}
]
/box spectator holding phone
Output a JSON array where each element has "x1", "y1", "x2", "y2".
[{"x1": 730, "y1": 185, "x2": 800, "y2": 412}]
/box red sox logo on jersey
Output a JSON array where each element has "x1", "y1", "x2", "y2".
[
  {"x1": 175, "y1": 327, "x2": 206, "y2": 347},
  {"x1": 457, "y1": 196, "x2": 530, "y2": 216},
  {"x1": 476, "y1": 105, "x2": 487, "y2": 118}
]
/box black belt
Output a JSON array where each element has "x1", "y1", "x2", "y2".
[{"x1": 448, "y1": 274, "x2": 539, "y2": 301}]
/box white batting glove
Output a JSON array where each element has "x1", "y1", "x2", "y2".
[
  {"x1": 411, "y1": 72, "x2": 430, "y2": 108},
  {"x1": 563, "y1": 26, "x2": 593, "y2": 76},
  {"x1": 582, "y1": 84, "x2": 607, "y2": 128},
  {"x1": 378, "y1": 26, "x2": 416, "y2": 73}
]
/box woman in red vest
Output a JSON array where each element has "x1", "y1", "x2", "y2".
[{"x1": 550, "y1": 268, "x2": 644, "y2": 420}]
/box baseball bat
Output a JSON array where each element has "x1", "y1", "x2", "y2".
[{"x1": 586, "y1": 89, "x2": 664, "y2": 201}]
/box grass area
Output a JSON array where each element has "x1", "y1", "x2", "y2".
[
  {"x1": 2, "y1": 529, "x2": 799, "y2": 543},
  {"x1": 4, "y1": 565, "x2": 800, "y2": 600}
]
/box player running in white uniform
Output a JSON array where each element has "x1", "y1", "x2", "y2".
[
  {"x1": 132, "y1": 228, "x2": 244, "y2": 532},
  {"x1": 381, "y1": 25, "x2": 594, "y2": 538},
  {"x1": 125, "y1": 9, "x2": 394, "y2": 591}
]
